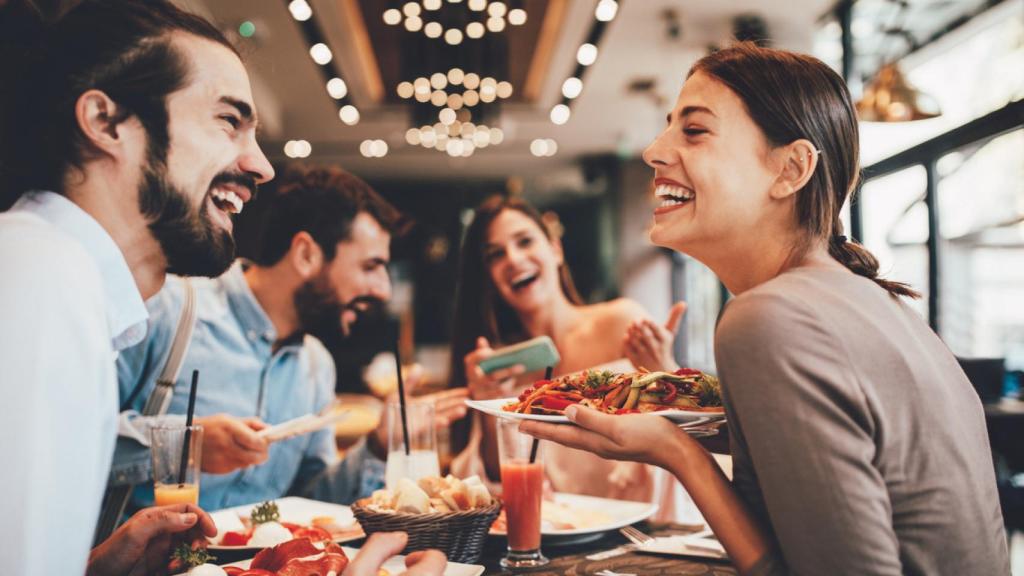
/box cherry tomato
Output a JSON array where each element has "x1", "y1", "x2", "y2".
[{"x1": 219, "y1": 531, "x2": 251, "y2": 546}]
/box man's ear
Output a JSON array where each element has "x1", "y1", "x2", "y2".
[
  {"x1": 770, "y1": 138, "x2": 819, "y2": 200},
  {"x1": 75, "y1": 89, "x2": 135, "y2": 159},
  {"x1": 289, "y1": 231, "x2": 324, "y2": 279}
]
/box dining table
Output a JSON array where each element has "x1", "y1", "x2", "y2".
[
  {"x1": 211, "y1": 521, "x2": 735, "y2": 575},
  {"x1": 476, "y1": 521, "x2": 735, "y2": 575}
]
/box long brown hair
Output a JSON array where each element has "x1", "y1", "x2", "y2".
[
  {"x1": 448, "y1": 195, "x2": 582, "y2": 389},
  {"x1": 691, "y1": 42, "x2": 919, "y2": 298}
]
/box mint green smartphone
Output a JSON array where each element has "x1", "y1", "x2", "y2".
[{"x1": 478, "y1": 335, "x2": 561, "y2": 375}]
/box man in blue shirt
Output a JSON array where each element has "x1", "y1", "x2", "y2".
[{"x1": 115, "y1": 166, "x2": 467, "y2": 511}]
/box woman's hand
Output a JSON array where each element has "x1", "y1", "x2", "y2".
[
  {"x1": 623, "y1": 301, "x2": 686, "y2": 372},
  {"x1": 518, "y1": 404, "x2": 687, "y2": 470},
  {"x1": 342, "y1": 532, "x2": 446, "y2": 576},
  {"x1": 464, "y1": 337, "x2": 525, "y2": 400}
]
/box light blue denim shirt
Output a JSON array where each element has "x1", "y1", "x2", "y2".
[{"x1": 115, "y1": 261, "x2": 384, "y2": 510}]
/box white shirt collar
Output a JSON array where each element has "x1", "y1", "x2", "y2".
[{"x1": 11, "y1": 191, "x2": 149, "y2": 350}]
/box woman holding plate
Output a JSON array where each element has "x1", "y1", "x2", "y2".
[{"x1": 520, "y1": 43, "x2": 1009, "y2": 575}]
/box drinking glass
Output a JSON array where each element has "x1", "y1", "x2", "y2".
[
  {"x1": 150, "y1": 425, "x2": 203, "y2": 506},
  {"x1": 385, "y1": 400, "x2": 440, "y2": 490},
  {"x1": 497, "y1": 417, "x2": 548, "y2": 568}
]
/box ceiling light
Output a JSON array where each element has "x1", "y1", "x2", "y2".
[
  {"x1": 486, "y1": 17, "x2": 506, "y2": 33},
  {"x1": 434, "y1": 135, "x2": 447, "y2": 151},
  {"x1": 462, "y1": 140, "x2": 475, "y2": 157},
  {"x1": 294, "y1": 140, "x2": 312, "y2": 158},
  {"x1": 489, "y1": 127, "x2": 504, "y2": 145},
  {"x1": 360, "y1": 140, "x2": 374, "y2": 157},
  {"x1": 550, "y1": 104, "x2": 570, "y2": 125},
  {"x1": 414, "y1": 90, "x2": 431, "y2": 103},
  {"x1": 466, "y1": 22, "x2": 485, "y2": 38},
  {"x1": 421, "y1": 130, "x2": 437, "y2": 147},
  {"x1": 479, "y1": 90, "x2": 496, "y2": 103},
  {"x1": 404, "y1": 16, "x2": 423, "y2": 32},
  {"x1": 402, "y1": 2, "x2": 421, "y2": 17},
  {"x1": 544, "y1": 138, "x2": 558, "y2": 156},
  {"x1": 283, "y1": 140, "x2": 297, "y2": 158},
  {"x1": 383, "y1": 8, "x2": 402, "y2": 25},
  {"x1": 577, "y1": 43, "x2": 598, "y2": 66},
  {"x1": 309, "y1": 43, "x2": 332, "y2": 65},
  {"x1": 339, "y1": 105, "x2": 360, "y2": 125},
  {"x1": 447, "y1": 68, "x2": 465, "y2": 85},
  {"x1": 430, "y1": 90, "x2": 447, "y2": 106},
  {"x1": 414, "y1": 77, "x2": 431, "y2": 93},
  {"x1": 288, "y1": 0, "x2": 312, "y2": 21},
  {"x1": 461, "y1": 122, "x2": 476, "y2": 137},
  {"x1": 508, "y1": 8, "x2": 527, "y2": 25},
  {"x1": 530, "y1": 138, "x2": 548, "y2": 157},
  {"x1": 463, "y1": 73, "x2": 480, "y2": 89},
  {"x1": 447, "y1": 93, "x2": 464, "y2": 109},
  {"x1": 423, "y1": 0, "x2": 442, "y2": 10},
  {"x1": 446, "y1": 138, "x2": 464, "y2": 157},
  {"x1": 496, "y1": 81, "x2": 513, "y2": 99},
  {"x1": 468, "y1": 0, "x2": 486, "y2": 11},
  {"x1": 562, "y1": 77, "x2": 583, "y2": 99},
  {"x1": 439, "y1": 107, "x2": 457, "y2": 125},
  {"x1": 405, "y1": 128, "x2": 422, "y2": 145},
  {"x1": 430, "y1": 72, "x2": 448, "y2": 90},
  {"x1": 463, "y1": 90, "x2": 480, "y2": 106},
  {"x1": 371, "y1": 139, "x2": 388, "y2": 157},
  {"x1": 595, "y1": 0, "x2": 618, "y2": 22},
  {"x1": 473, "y1": 130, "x2": 489, "y2": 147},
  {"x1": 327, "y1": 78, "x2": 348, "y2": 99},
  {"x1": 447, "y1": 122, "x2": 462, "y2": 137},
  {"x1": 425, "y1": 22, "x2": 443, "y2": 38},
  {"x1": 445, "y1": 28, "x2": 464, "y2": 45},
  {"x1": 488, "y1": 2, "x2": 507, "y2": 17},
  {"x1": 397, "y1": 81, "x2": 414, "y2": 99}
]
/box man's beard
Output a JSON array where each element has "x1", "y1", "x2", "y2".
[
  {"x1": 294, "y1": 271, "x2": 385, "y2": 345},
  {"x1": 137, "y1": 163, "x2": 249, "y2": 277}
]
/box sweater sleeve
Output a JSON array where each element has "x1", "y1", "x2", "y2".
[{"x1": 714, "y1": 292, "x2": 902, "y2": 576}]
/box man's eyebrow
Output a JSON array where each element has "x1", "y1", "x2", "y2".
[
  {"x1": 220, "y1": 96, "x2": 255, "y2": 123},
  {"x1": 667, "y1": 105, "x2": 717, "y2": 124}
]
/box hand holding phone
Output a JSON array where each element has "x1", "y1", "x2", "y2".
[{"x1": 477, "y1": 335, "x2": 561, "y2": 375}]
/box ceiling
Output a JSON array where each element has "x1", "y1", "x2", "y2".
[{"x1": 176, "y1": 0, "x2": 839, "y2": 182}]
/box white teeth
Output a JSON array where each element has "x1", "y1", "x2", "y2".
[
  {"x1": 211, "y1": 188, "x2": 244, "y2": 215},
  {"x1": 655, "y1": 184, "x2": 694, "y2": 201},
  {"x1": 511, "y1": 271, "x2": 537, "y2": 284}
]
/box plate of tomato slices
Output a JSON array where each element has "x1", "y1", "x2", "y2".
[{"x1": 208, "y1": 497, "x2": 364, "y2": 552}]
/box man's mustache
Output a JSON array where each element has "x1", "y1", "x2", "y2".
[
  {"x1": 209, "y1": 172, "x2": 258, "y2": 201},
  {"x1": 343, "y1": 296, "x2": 385, "y2": 314}
]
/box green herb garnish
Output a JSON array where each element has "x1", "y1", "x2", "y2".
[
  {"x1": 172, "y1": 542, "x2": 216, "y2": 568},
  {"x1": 697, "y1": 375, "x2": 723, "y2": 407},
  {"x1": 583, "y1": 370, "x2": 616, "y2": 389},
  {"x1": 251, "y1": 500, "x2": 280, "y2": 525}
]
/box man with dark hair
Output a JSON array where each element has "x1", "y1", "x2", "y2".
[
  {"x1": 0, "y1": 0, "x2": 275, "y2": 573},
  {"x1": 116, "y1": 165, "x2": 467, "y2": 511}
]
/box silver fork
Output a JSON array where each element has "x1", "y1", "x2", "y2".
[{"x1": 620, "y1": 525, "x2": 655, "y2": 546}]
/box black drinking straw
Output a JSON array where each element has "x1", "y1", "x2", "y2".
[
  {"x1": 529, "y1": 366, "x2": 555, "y2": 464},
  {"x1": 393, "y1": 337, "x2": 411, "y2": 456},
  {"x1": 178, "y1": 370, "x2": 199, "y2": 486}
]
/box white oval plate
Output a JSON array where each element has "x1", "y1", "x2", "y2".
[
  {"x1": 490, "y1": 492, "x2": 658, "y2": 544},
  {"x1": 207, "y1": 496, "x2": 363, "y2": 552},
  {"x1": 465, "y1": 398, "x2": 723, "y2": 424}
]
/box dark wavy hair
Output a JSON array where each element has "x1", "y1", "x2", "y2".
[
  {"x1": 0, "y1": 0, "x2": 235, "y2": 209},
  {"x1": 448, "y1": 195, "x2": 583, "y2": 390},
  {"x1": 253, "y1": 165, "x2": 405, "y2": 266},
  {"x1": 691, "y1": 42, "x2": 918, "y2": 298}
]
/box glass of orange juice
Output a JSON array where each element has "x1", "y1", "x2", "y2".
[
  {"x1": 150, "y1": 425, "x2": 203, "y2": 506},
  {"x1": 497, "y1": 418, "x2": 548, "y2": 569}
]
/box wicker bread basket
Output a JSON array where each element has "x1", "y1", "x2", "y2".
[{"x1": 351, "y1": 498, "x2": 502, "y2": 563}]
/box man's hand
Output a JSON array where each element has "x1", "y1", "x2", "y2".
[
  {"x1": 194, "y1": 413, "x2": 269, "y2": 474},
  {"x1": 622, "y1": 301, "x2": 686, "y2": 372},
  {"x1": 87, "y1": 504, "x2": 217, "y2": 576},
  {"x1": 342, "y1": 532, "x2": 446, "y2": 576}
]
